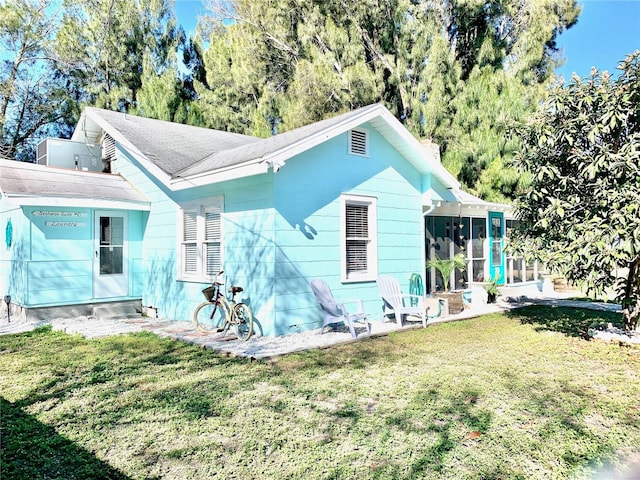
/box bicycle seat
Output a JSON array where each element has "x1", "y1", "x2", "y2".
[{"x1": 229, "y1": 286, "x2": 243, "y2": 295}]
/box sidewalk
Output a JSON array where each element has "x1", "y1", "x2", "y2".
[{"x1": 0, "y1": 291, "x2": 626, "y2": 361}]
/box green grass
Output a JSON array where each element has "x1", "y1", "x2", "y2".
[{"x1": 1, "y1": 307, "x2": 639, "y2": 479}]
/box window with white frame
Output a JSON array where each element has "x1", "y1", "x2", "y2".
[
  {"x1": 178, "y1": 196, "x2": 223, "y2": 281},
  {"x1": 341, "y1": 194, "x2": 377, "y2": 282}
]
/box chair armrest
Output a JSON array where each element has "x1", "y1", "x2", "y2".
[
  {"x1": 336, "y1": 298, "x2": 365, "y2": 314},
  {"x1": 397, "y1": 294, "x2": 424, "y2": 308},
  {"x1": 383, "y1": 294, "x2": 424, "y2": 310}
]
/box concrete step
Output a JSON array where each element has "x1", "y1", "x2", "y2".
[{"x1": 92, "y1": 301, "x2": 141, "y2": 320}]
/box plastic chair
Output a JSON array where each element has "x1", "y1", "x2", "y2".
[
  {"x1": 310, "y1": 279, "x2": 371, "y2": 338},
  {"x1": 376, "y1": 275, "x2": 427, "y2": 328}
]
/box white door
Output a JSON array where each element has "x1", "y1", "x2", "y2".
[{"x1": 94, "y1": 211, "x2": 128, "y2": 298}]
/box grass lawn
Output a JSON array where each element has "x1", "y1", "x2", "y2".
[{"x1": 1, "y1": 306, "x2": 639, "y2": 479}]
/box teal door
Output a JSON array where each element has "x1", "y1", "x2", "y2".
[{"x1": 488, "y1": 212, "x2": 505, "y2": 284}]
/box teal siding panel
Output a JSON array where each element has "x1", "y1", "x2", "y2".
[
  {"x1": 115, "y1": 147, "x2": 279, "y2": 333},
  {"x1": 109, "y1": 124, "x2": 429, "y2": 335},
  {"x1": 272, "y1": 125, "x2": 425, "y2": 332},
  {"x1": 0, "y1": 204, "x2": 28, "y2": 304},
  {"x1": 26, "y1": 260, "x2": 92, "y2": 306},
  {"x1": 27, "y1": 207, "x2": 93, "y2": 261}
]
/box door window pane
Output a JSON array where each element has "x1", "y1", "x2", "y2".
[{"x1": 99, "y1": 216, "x2": 124, "y2": 275}]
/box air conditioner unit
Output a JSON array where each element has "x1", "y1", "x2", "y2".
[{"x1": 36, "y1": 138, "x2": 102, "y2": 172}]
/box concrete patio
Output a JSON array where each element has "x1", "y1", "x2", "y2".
[{"x1": 0, "y1": 290, "x2": 625, "y2": 361}]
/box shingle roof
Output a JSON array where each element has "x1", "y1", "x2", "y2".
[
  {"x1": 175, "y1": 104, "x2": 382, "y2": 177},
  {"x1": 0, "y1": 159, "x2": 149, "y2": 206},
  {"x1": 80, "y1": 108, "x2": 260, "y2": 176},
  {"x1": 75, "y1": 103, "x2": 460, "y2": 190}
]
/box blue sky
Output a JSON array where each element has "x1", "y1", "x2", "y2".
[
  {"x1": 555, "y1": 0, "x2": 640, "y2": 80},
  {"x1": 174, "y1": 0, "x2": 640, "y2": 81}
]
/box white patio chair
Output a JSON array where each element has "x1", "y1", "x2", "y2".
[
  {"x1": 376, "y1": 276, "x2": 427, "y2": 328},
  {"x1": 310, "y1": 279, "x2": 371, "y2": 338}
]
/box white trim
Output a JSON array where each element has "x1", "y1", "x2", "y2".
[
  {"x1": 3, "y1": 195, "x2": 150, "y2": 211},
  {"x1": 78, "y1": 104, "x2": 461, "y2": 193},
  {"x1": 171, "y1": 161, "x2": 269, "y2": 190},
  {"x1": 340, "y1": 193, "x2": 378, "y2": 283},
  {"x1": 176, "y1": 195, "x2": 224, "y2": 283},
  {"x1": 94, "y1": 210, "x2": 129, "y2": 298},
  {"x1": 77, "y1": 108, "x2": 174, "y2": 186}
]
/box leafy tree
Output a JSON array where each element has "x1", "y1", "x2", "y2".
[
  {"x1": 198, "y1": 0, "x2": 579, "y2": 200},
  {"x1": 511, "y1": 51, "x2": 640, "y2": 331},
  {"x1": 56, "y1": 0, "x2": 181, "y2": 112},
  {"x1": 0, "y1": 0, "x2": 75, "y2": 161}
]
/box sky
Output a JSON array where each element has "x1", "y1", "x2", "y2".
[
  {"x1": 554, "y1": 0, "x2": 640, "y2": 80},
  {"x1": 174, "y1": 0, "x2": 640, "y2": 81}
]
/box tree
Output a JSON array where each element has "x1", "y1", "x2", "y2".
[
  {"x1": 197, "y1": 0, "x2": 579, "y2": 200},
  {"x1": 0, "y1": 0, "x2": 75, "y2": 161},
  {"x1": 511, "y1": 51, "x2": 640, "y2": 331},
  {"x1": 56, "y1": 0, "x2": 181, "y2": 112}
]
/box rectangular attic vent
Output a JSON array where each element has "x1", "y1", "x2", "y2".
[{"x1": 348, "y1": 129, "x2": 368, "y2": 156}]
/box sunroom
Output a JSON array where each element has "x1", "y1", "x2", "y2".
[{"x1": 424, "y1": 188, "x2": 541, "y2": 296}]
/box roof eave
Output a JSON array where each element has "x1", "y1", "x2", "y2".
[
  {"x1": 78, "y1": 108, "x2": 174, "y2": 187},
  {"x1": 3, "y1": 193, "x2": 151, "y2": 211},
  {"x1": 170, "y1": 159, "x2": 270, "y2": 190}
]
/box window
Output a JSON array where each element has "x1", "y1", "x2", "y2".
[
  {"x1": 341, "y1": 194, "x2": 377, "y2": 282},
  {"x1": 505, "y1": 219, "x2": 538, "y2": 283},
  {"x1": 178, "y1": 196, "x2": 223, "y2": 281},
  {"x1": 348, "y1": 129, "x2": 368, "y2": 156},
  {"x1": 471, "y1": 218, "x2": 487, "y2": 282}
]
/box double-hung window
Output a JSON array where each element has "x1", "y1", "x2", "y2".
[
  {"x1": 178, "y1": 196, "x2": 223, "y2": 281},
  {"x1": 341, "y1": 194, "x2": 377, "y2": 282}
]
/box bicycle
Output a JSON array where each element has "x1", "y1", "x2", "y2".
[{"x1": 193, "y1": 271, "x2": 254, "y2": 341}]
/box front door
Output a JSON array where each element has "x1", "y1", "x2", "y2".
[
  {"x1": 94, "y1": 211, "x2": 128, "y2": 298},
  {"x1": 488, "y1": 212, "x2": 505, "y2": 284}
]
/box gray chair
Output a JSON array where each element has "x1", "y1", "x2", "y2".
[{"x1": 310, "y1": 279, "x2": 371, "y2": 338}]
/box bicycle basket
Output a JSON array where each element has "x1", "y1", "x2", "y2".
[{"x1": 202, "y1": 286, "x2": 216, "y2": 302}]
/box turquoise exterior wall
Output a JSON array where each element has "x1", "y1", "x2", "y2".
[
  {"x1": 272, "y1": 124, "x2": 425, "y2": 334},
  {"x1": 26, "y1": 206, "x2": 93, "y2": 306},
  {"x1": 0, "y1": 199, "x2": 144, "y2": 308},
  {"x1": 0, "y1": 200, "x2": 27, "y2": 304},
  {"x1": 113, "y1": 122, "x2": 426, "y2": 336},
  {"x1": 114, "y1": 149, "x2": 277, "y2": 331}
]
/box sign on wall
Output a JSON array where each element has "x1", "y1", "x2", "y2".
[{"x1": 31, "y1": 210, "x2": 87, "y2": 227}]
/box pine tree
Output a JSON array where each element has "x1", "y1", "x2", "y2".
[
  {"x1": 196, "y1": 0, "x2": 579, "y2": 200},
  {"x1": 56, "y1": 0, "x2": 181, "y2": 112},
  {"x1": 0, "y1": 0, "x2": 75, "y2": 161}
]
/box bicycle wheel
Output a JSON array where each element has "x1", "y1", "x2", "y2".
[
  {"x1": 232, "y1": 303, "x2": 253, "y2": 341},
  {"x1": 193, "y1": 301, "x2": 229, "y2": 332}
]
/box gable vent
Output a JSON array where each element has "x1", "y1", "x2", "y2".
[
  {"x1": 102, "y1": 133, "x2": 116, "y2": 172},
  {"x1": 348, "y1": 129, "x2": 368, "y2": 156}
]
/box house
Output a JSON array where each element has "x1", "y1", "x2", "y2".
[{"x1": 0, "y1": 104, "x2": 540, "y2": 335}]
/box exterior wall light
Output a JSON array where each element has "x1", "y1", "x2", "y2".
[{"x1": 4, "y1": 295, "x2": 10, "y2": 323}]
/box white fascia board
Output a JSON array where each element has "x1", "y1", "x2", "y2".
[
  {"x1": 5, "y1": 195, "x2": 151, "y2": 211},
  {"x1": 428, "y1": 202, "x2": 512, "y2": 217},
  {"x1": 81, "y1": 108, "x2": 174, "y2": 188},
  {"x1": 260, "y1": 106, "x2": 387, "y2": 169},
  {"x1": 381, "y1": 112, "x2": 460, "y2": 188},
  {"x1": 170, "y1": 160, "x2": 270, "y2": 190},
  {"x1": 173, "y1": 105, "x2": 388, "y2": 188}
]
